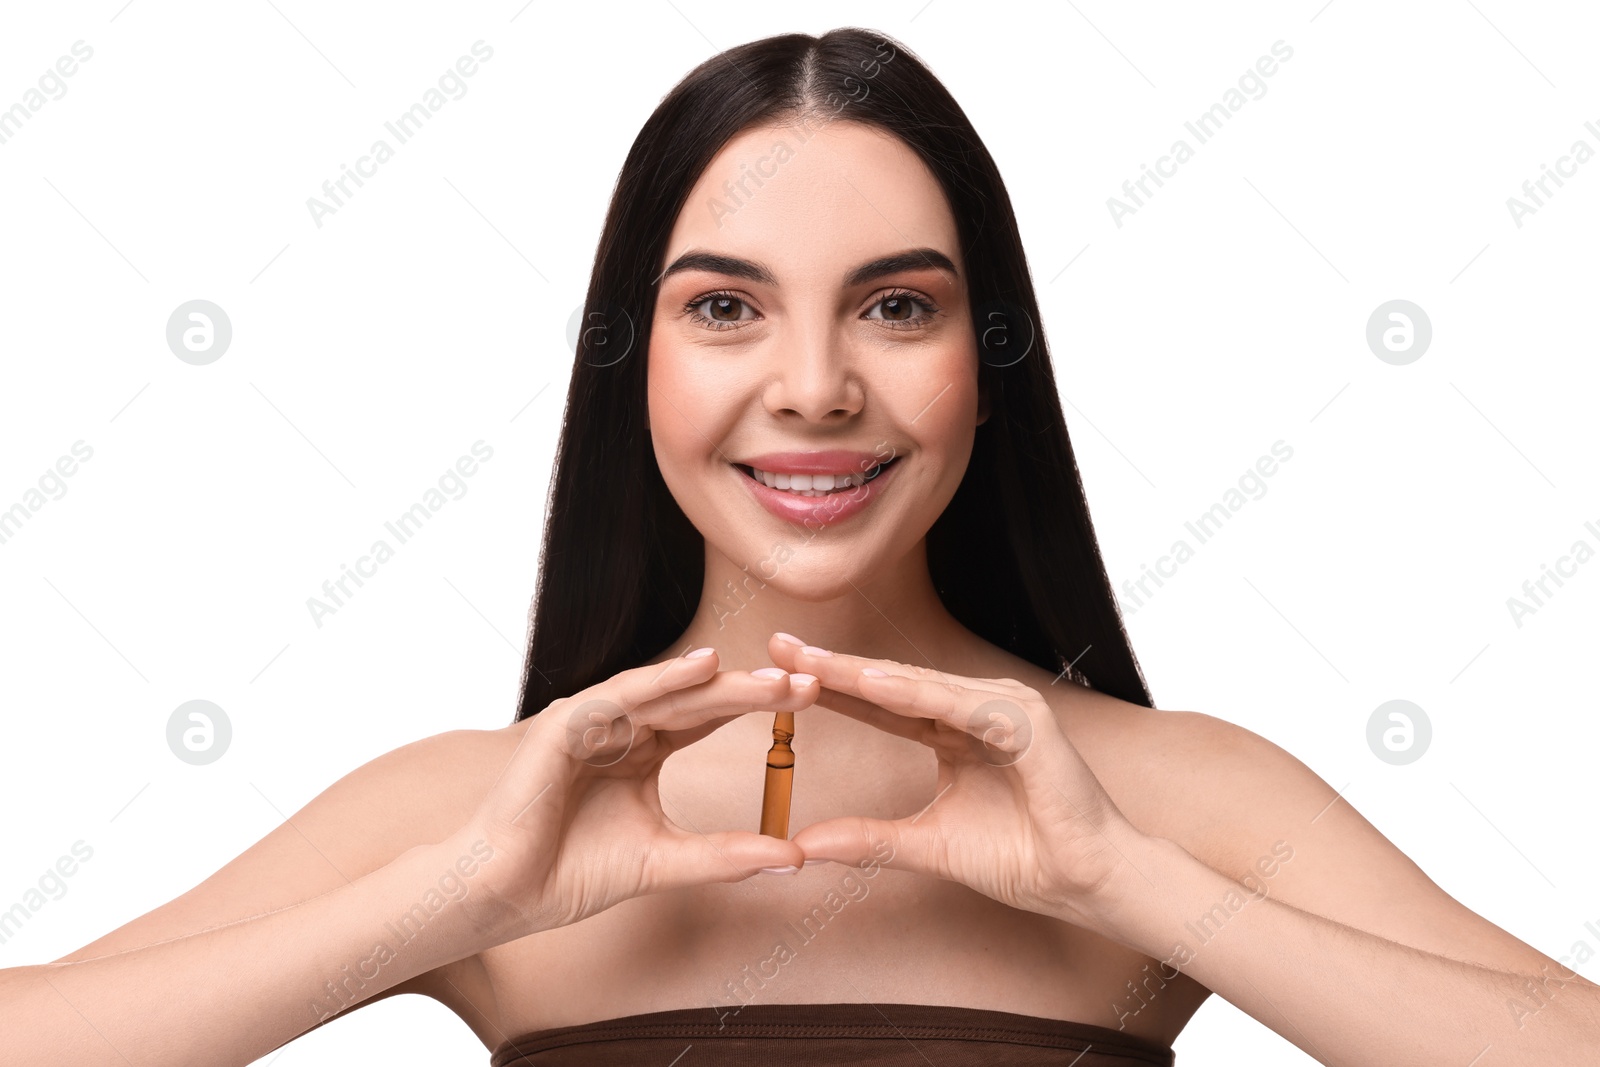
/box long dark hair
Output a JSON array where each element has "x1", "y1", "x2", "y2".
[{"x1": 512, "y1": 27, "x2": 1152, "y2": 722}]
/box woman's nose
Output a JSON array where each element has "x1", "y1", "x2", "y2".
[{"x1": 763, "y1": 331, "x2": 864, "y2": 421}]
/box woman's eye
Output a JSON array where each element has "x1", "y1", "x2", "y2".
[
  {"x1": 866, "y1": 291, "x2": 938, "y2": 327},
  {"x1": 685, "y1": 292, "x2": 757, "y2": 329},
  {"x1": 682, "y1": 290, "x2": 937, "y2": 331}
]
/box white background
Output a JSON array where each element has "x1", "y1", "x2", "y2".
[{"x1": 1, "y1": 1, "x2": 1596, "y2": 1064}]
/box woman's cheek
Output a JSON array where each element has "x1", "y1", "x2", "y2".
[
  {"x1": 646, "y1": 338, "x2": 695, "y2": 438},
  {"x1": 647, "y1": 341, "x2": 739, "y2": 490}
]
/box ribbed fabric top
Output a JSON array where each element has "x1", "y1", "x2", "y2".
[{"x1": 490, "y1": 1002, "x2": 1175, "y2": 1066}]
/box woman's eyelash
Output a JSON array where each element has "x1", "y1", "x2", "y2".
[
  {"x1": 681, "y1": 290, "x2": 751, "y2": 331},
  {"x1": 871, "y1": 288, "x2": 941, "y2": 329},
  {"x1": 680, "y1": 288, "x2": 942, "y2": 331}
]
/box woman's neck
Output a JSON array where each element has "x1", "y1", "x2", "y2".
[{"x1": 668, "y1": 536, "x2": 971, "y2": 672}]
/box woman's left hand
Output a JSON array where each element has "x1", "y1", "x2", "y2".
[{"x1": 765, "y1": 633, "x2": 1150, "y2": 934}]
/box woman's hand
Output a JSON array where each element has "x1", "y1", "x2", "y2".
[
  {"x1": 458, "y1": 649, "x2": 819, "y2": 944},
  {"x1": 766, "y1": 634, "x2": 1148, "y2": 935}
]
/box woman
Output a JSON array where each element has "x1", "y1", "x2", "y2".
[{"x1": 14, "y1": 27, "x2": 1595, "y2": 1066}]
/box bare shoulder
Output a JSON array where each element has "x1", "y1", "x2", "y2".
[
  {"x1": 1023, "y1": 671, "x2": 1578, "y2": 980},
  {"x1": 54, "y1": 721, "x2": 522, "y2": 1017}
]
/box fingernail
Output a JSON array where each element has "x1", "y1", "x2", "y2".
[
  {"x1": 802, "y1": 859, "x2": 830, "y2": 867},
  {"x1": 773, "y1": 632, "x2": 804, "y2": 646},
  {"x1": 800, "y1": 645, "x2": 832, "y2": 657},
  {"x1": 789, "y1": 673, "x2": 817, "y2": 687},
  {"x1": 861, "y1": 667, "x2": 887, "y2": 677},
  {"x1": 759, "y1": 865, "x2": 800, "y2": 875},
  {"x1": 687, "y1": 646, "x2": 715, "y2": 659},
  {"x1": 751, "y1": 667, "x2": 788, "y2": 679}
]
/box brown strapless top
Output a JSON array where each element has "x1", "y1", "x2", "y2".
[{"x1": 489, "y1": 1002, "x2": 1175, "y2": 1065}]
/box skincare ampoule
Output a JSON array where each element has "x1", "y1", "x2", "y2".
[{"x1": 759, "y1": 711, "x2": 795, "y2": 838}]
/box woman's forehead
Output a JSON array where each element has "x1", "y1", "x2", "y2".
[{"x1": 661, "y1": 120, "x2": 962, "y2": 284}]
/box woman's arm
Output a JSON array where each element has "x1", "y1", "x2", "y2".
[
  {"x1": 1070, "y1": 707, "x2": 1600, "y2": 1065},
  {"x1": 1075, "y1": 703, "x2": 1600, "y2": 1062},
  {"x1": 0, "y1": 828, "x2": 500, "y2": 1067},
  {"x1": 1092, "y1": 832, "x2": 1598, "y2": 1065},
  {"x1": 48, "y1": 728, "x2": 503, "y2": 969},
  {"x1": 771, "y1": 640, "x2": 1600, "y2": 1065},
  {"x1": 2, "y1": 727, "x2": 513, "y2": 1061},
  {"x1": 6, "y1": 654, "x2": 813, "y2": 1064}
]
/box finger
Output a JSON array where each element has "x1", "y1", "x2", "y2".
[
  {"x1": 764, "y1": 639, "x2": 1011, "y2": 713},
  {"x1": 789, "y1": 814, "x2": 941, "y2": 880},
  {"x1": 647, "y1": 827, "x2": 806, "y2": 888},
  {"x1": 600, "y1": 646, "x2": 804, "y2": 721},
  {"x1": 782, "y1": 647, "x2": 1036, "y2": 764},
  {"x1": 631, "y1": 669, "x2": 819, "y2": 733},
  {"x1": 605, "y1": 646, "x2": 725, "y2": 709},
  {"x1": 549, "y1": 647, "x2": 726, "y2": 761},
  {"x1": 652, "y1": 674, "x2": 824, "y2": 755},
  {"x1": 562, "y1": 670, "x2": 820, "y2": 768},
  {"x1": 653, "y1": 684, "x2": 821, "y2": 754},
  {"x1": 765, "y1": 638, "x2": 940, "y2": 745},
  {"x1": 809, "y1": 687, "x2": 936, "y2": 746},
  {"x1": 478, "y1": 718, "x2": 580, "y2": 831},
  {"x1": 769, "y1": 637, "x2": 1017, "y2": 754}
]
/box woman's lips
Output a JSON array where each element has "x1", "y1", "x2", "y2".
[{"x1": 734, "y1": 457, "x2": 900, "y2": 527}]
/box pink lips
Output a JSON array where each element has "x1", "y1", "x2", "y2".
[
  {"x1": 737, "y1": 450, "x2": 893, "y2": 474},
  {"x1": 733, "y1": 451, "x2": 900, "y2": 527}
]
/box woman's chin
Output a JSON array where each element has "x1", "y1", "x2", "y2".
[{"x1": 716, "y1": 556, "x2": 881, "y2": 606}]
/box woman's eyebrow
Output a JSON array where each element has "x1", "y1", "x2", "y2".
[
  {"x1": 659, "y1": 251, "x2": 777, "y2": 285},
  {"x1": 658, "y1": 247, "x2": 959, "y2": 287},
  {"x1": 844, "y1": 248, "x2": 959, "y2": 286}
]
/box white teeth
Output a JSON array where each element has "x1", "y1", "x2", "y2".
[{"x1": 749, "y1": 465, "x2": 883, "y2": 493}]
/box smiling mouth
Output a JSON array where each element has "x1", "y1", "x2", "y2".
[{"x1": 735, "y1": 457, "x2": 900, "y2": 497}]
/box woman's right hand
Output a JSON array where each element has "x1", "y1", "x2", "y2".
[{"x1": 454, "y1": 648, "x2": 817, "y2": 944}]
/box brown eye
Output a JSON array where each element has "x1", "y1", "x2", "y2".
[
  {"x1": 865, "y1": 290, "x2": 937, "y2": 328},
  {"x1": 685, "y1": 292, "x2": 758, "y2": 329},
  {"x1": 708, "y1": 296, "x2": 744, "y2": 321},
  {"x1": 879, "y1": 296, "x2": 914, "y2": 321}
]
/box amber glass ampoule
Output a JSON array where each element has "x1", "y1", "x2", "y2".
[{"x1": 758, "y1": 711, "x2": 795, "y2": 838}]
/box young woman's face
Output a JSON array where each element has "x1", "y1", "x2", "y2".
[{"x1": 647, "y1": 118, "x2": 986, "y2": 597}]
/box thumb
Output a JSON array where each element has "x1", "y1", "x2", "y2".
[
  {"x1": 649, "y1": 829, "x2": 806, "y2": 888},
  {"x1": 791, "y1": 815, "x2": 934, "y2": 876}
]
